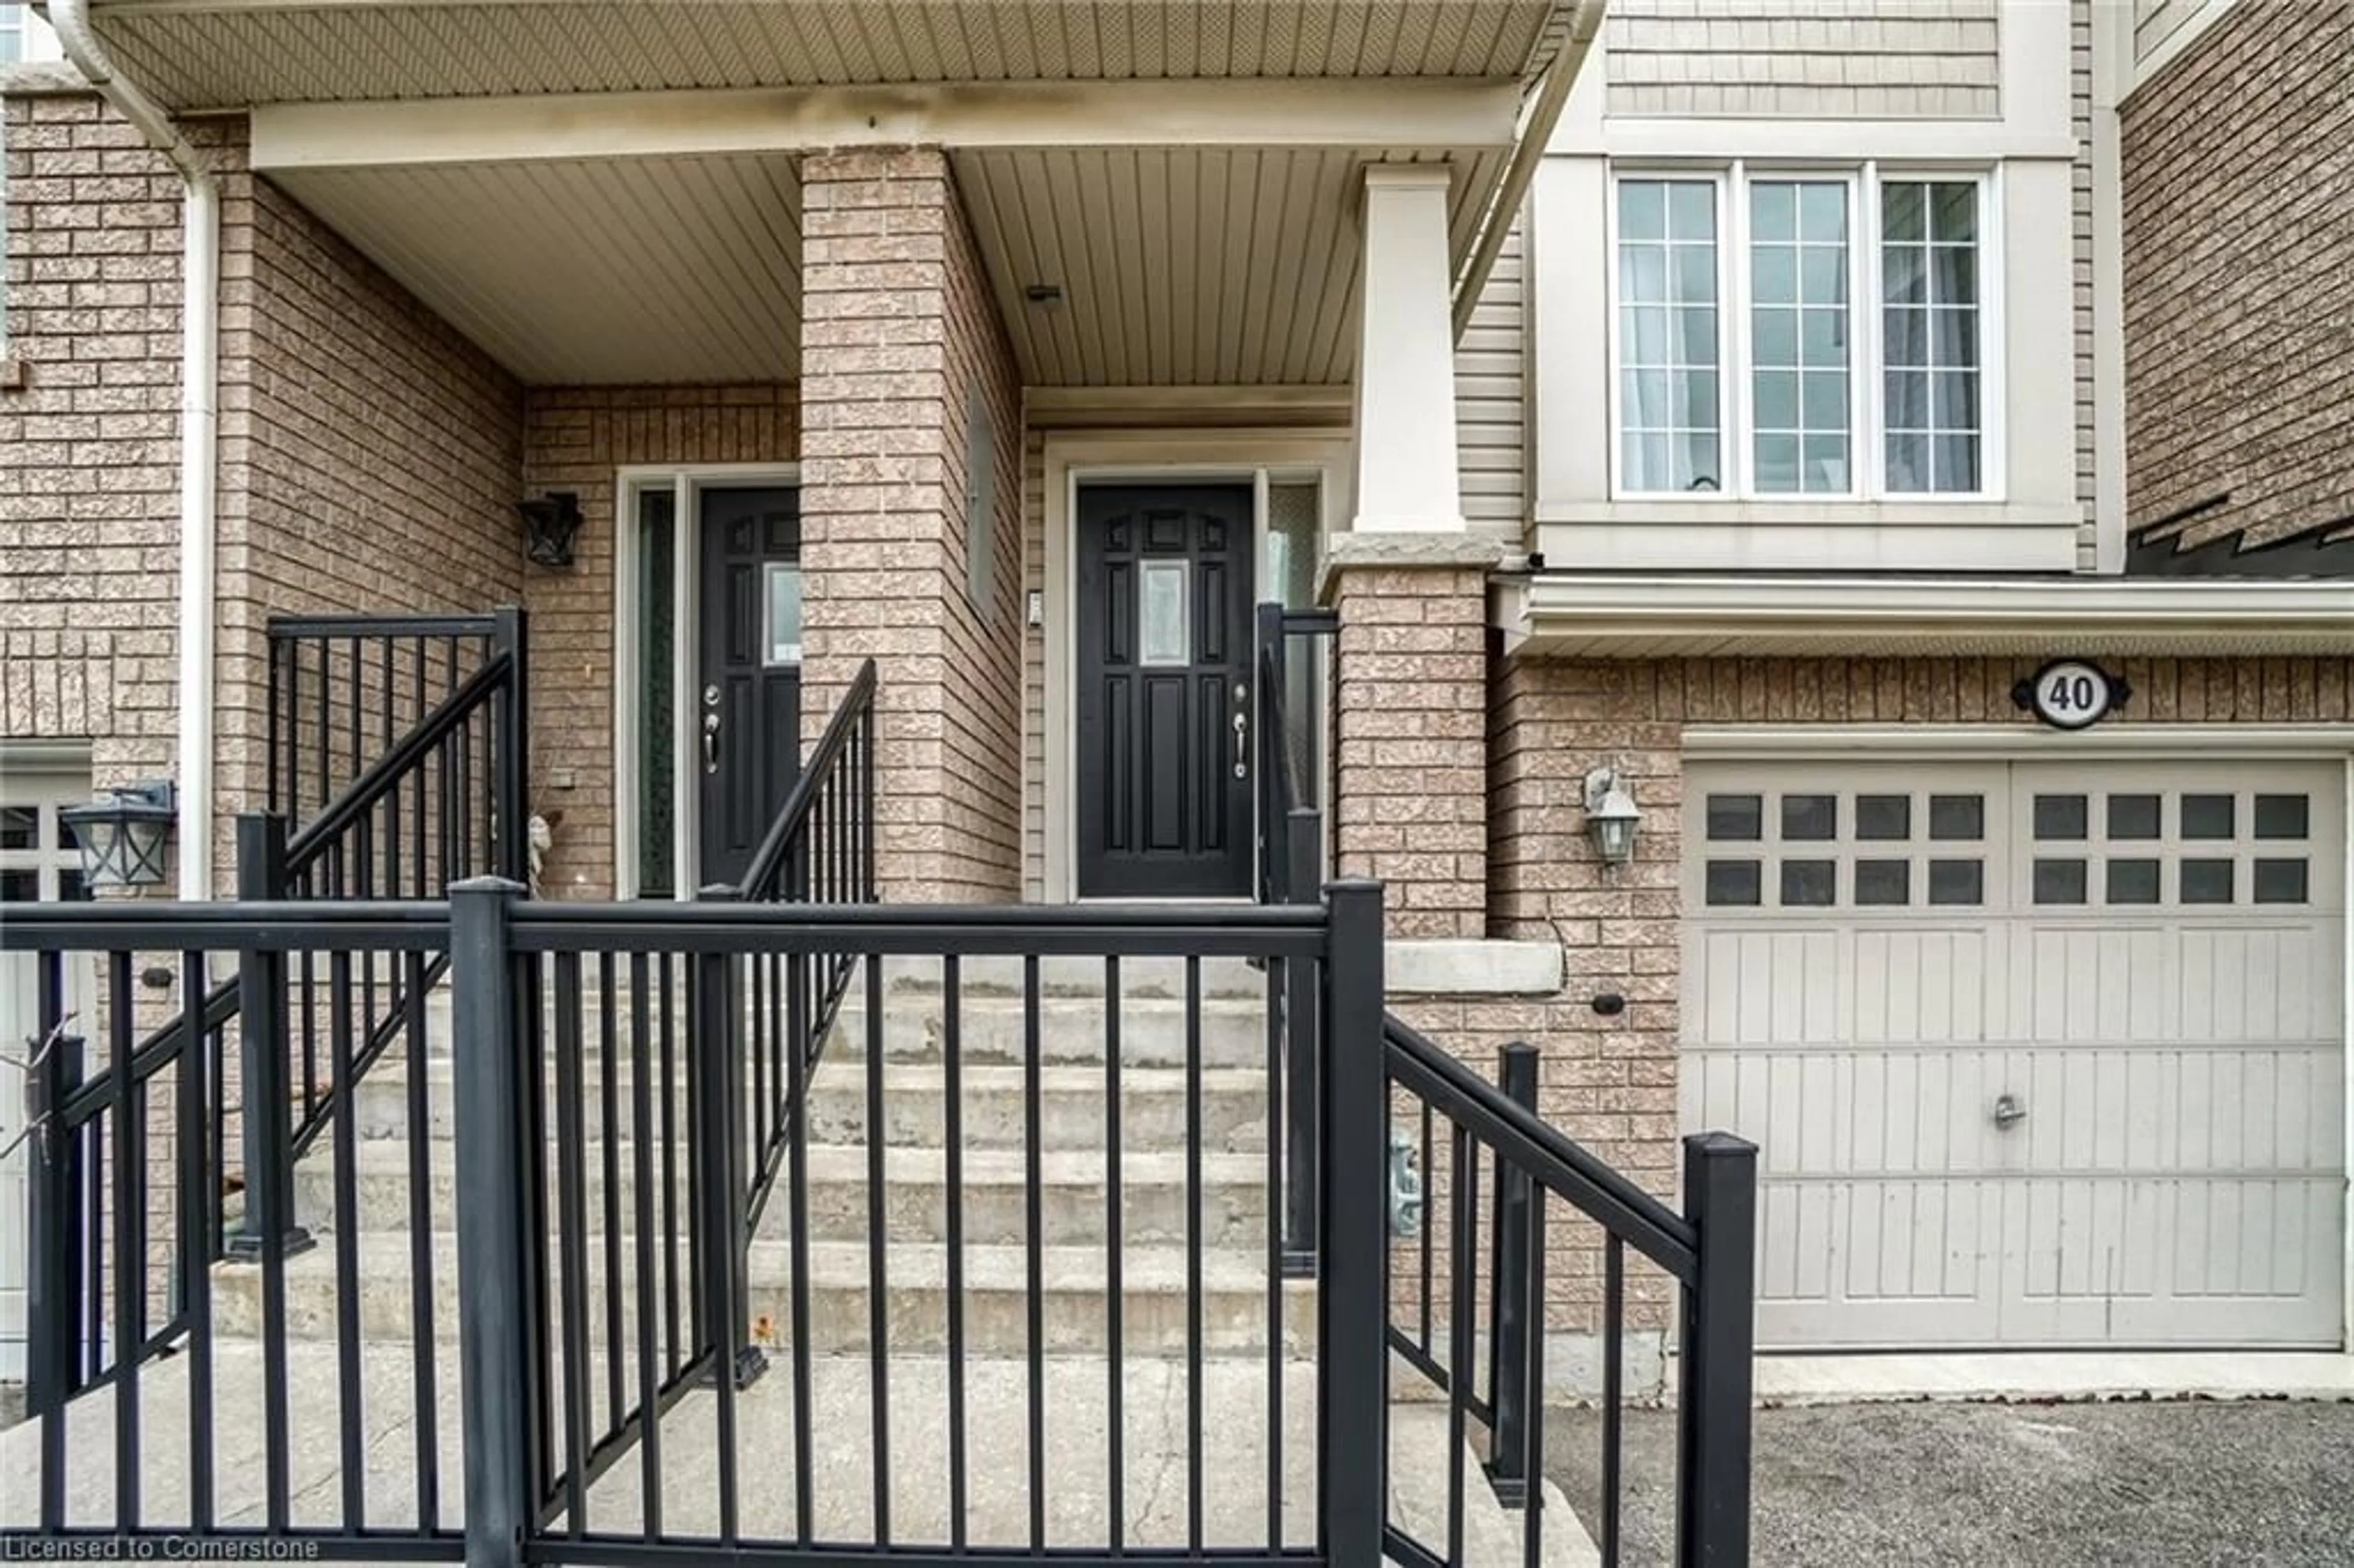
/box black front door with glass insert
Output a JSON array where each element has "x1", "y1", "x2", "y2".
[
  {"x1": 697, "y1": 487, "x2": 802, "y2": 891},
  {"x1": 1075, "y1": 484, "x2": 1254, "y2": 899}
]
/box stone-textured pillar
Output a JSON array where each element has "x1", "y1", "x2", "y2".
[
  {"x1": 798, "y1": 149, "x2": 1024, "y2": 903},
  {"x1": 1325, "y1": 538, "x2": 1501, "y2": 939}
]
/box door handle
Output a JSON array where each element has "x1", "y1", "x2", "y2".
[
  {"x1": 1232, "y1": 711, "x2": 1247, "y2": 778},
  {"x1": 1992, "y1": 1093, "x2": 2026, "y2": 1129},
  {"x1": 702, "y1": 712, "x2": 720, "y2": 774}
]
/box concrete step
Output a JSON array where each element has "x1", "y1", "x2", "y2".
[
  {"x1": 346, "y1": 1057, "x2": 1271, "y2": 1155},
  {"x1": 211, "y1": 1232, "x2": 1317, "y2": 1355},
  {"x1": 825, "y1": 993, "x2": 1272, "y2": 1071},
  {"x1": 291, "y1": 1141, "x2": 1278, "y2": 1248}
]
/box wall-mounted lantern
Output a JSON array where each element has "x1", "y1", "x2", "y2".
[
  {"x1": 1583, "y1": 766, "x2": 1642, "y2": 867},
  {"x1": 61, "y1": 780, "x2": 177, "y2": 889},
  {"x1": 518, "y1": 492, "x2": 584, "y2": 568}
]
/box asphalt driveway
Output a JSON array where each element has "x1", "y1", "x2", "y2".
[{"x1": 1548, "y1": 1399, "x2": 2354, "y2": 1566}]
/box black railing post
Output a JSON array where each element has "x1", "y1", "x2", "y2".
[
  {"x1": 1279, "y1": 805, "x2": 1322, "y2": 1276},
  {"x1": 1484, "y1": 1041, "x2": 1539, "y2": 1506},
  {"x1": 25, "y1": 951, "x2": 83, "y2": 1439},
  {"x1": 1677, "y1": 1130, "x2": 1759, "y2": 1566},
  {"x1": 490, "y1": 605, "x2": 530, "y2": 888},
  {"x1": 225, "y1": 813, "x2": 314, "y2": 1264},
  {"x1": 1318, "y1": 878, "x2": 1386, "y2": 1567},
  {"x1": 694, "y1": 883, "x2": 768, "y2": 1388},
  {"x1": 450, "y1": 876, "x2": 531, "y2": 1568}
]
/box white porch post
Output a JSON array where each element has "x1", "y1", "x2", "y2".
[{"x1": 1350, "y1": 166, "x2": 1466, "y2": 533}]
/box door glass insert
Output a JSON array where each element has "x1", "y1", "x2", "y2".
[
  {"x1": 1706, "y1": 794, "x2": 1763, "y2": 841},
  {"x1": 1781, "y1": 794, "x2": 1836, "y2": 841},
  {"x1": 635, "y1": 486, "x2": 677, "y2": 898},
  {"x1": 1854, "y1": 859, "x2": 1910, "y2": 905},
  {"x1": 764, "y1": 561, "x2": 804, "y2": 666},
  {"x1": 1928, "y1": 794, "x2": 1983, "y2": 839},
  {"x1": 2106, "y1": 859, "x2": 2161, "y2": 905},
  {"x1": 2179, "y1": 858, "x2": 2234, "y2": 904},
  {"x1": 2033, "y1": 794, "x2": 2088, "y2": 840},
  {"x1": 1138, "y1": 560, "x2": 1191, "y2": 666},
  {"x1": 2106, "y1": 794, "x2": 2161, "y2": 840},
  {"x1": 2253, "y1": 858, "x2": 2309, "y2": 904},
  {"x1": 2032, "y1": 858, "x2": 2087, "y2": 905},
  {"x1": 1780, "y1": 859, "x2": 1835, "y2": 905},
  {"x1": 1267, "y1": 481, "x2": 1324, "y2": 810},
  {"x1": 2180, "y1": 794, "x2": 2236, "y2": 839},
  {"x1": 1854, "y1": 794, "x2": 1910, "y2": 840},
  {"x1": 0, "y1": 806, "x2": 34, "y2": 850},
  {"x1": 1705, "y1": 859, "x2": 1761, "y2": 906},
  {"x1": 2253, "y1": 794, "x2": 2309, "y2": 840},
  {"x1": 1927, "y1": 859, "x2": 1984, "y2": 905}
]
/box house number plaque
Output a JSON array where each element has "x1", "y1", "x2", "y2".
[{"x1": 2013, "y1": 659, "x2": 2131, "y2": 731}]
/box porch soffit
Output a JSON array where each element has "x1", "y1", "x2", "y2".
[
  {"x1": 82, "y1": 0, "x2": 1568, "y2": 113},
  {"x1": 259, "y1": 142, "x2": 1498, "y2": 389}
]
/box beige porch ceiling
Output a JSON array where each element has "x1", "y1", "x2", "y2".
[
  {"x1": 261, "y1": 143, "x2": 1496, "y2": 387},
  {"x1": 80, "y1": 1, "x2": 1571, "y2": 112},
  {"x1": 270, "y1": 153, "x2": 802, "y2": 384}
]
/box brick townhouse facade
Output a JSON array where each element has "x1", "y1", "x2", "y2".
[{"x1": 5, "y1": 0, "x2": 2353, "y2": 1381}]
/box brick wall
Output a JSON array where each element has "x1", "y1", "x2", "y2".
[
  {"x1": 0, "y1": 89, "x2": 195, "y2": 792},
  {"x1": 215, "y1": 149, "x2": 527, "y2": 873},
  {"x1": 1329, "y1": 562, "x2": 1489, "y2": 939},
  {"x1": 2122, "y1": 4, "x2": 2354, "y2": 547},
  {"x1": 520, "y1": 384, "x2": 798, "y2": 899},
  {"x1": 798, "y1": 149, "x2": 1023, "y2": 904}
]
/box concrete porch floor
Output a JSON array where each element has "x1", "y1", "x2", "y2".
[{"x1": 0, "y1": 1342, "x2": 1593, "y2": 1565}]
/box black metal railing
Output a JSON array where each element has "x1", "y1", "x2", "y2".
[
  {"x1": 720, "y1": 656, "x2": 876, "y2": 1239},
  {"x1": 10, "y1": 899, "x2": 459, "y2": 1551},
  {"x1": 1379, "y1": 1014, "x2": 1759, "y2": 1567},
  {"x1": 1254, "y1": 601, "x2": 1335, "y2": 1273},
  {"x1": 267, "y1": 608, "x2": 528, "y2": 873}
]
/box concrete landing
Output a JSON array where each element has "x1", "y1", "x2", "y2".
[{"x1": 1, "y1": 1344, "x2": 1593, "y2": 1565}]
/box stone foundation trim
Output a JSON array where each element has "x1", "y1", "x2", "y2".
[{"x1": 1386, "y1": 938, "x2": 1563, "y2": 996}]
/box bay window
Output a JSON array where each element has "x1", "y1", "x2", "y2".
[{"x1": 1611, "y1": 165, "x2": 1994, "y2": 500}]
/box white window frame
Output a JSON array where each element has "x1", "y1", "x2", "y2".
[{"x1": 1606, "y1": 160, "x2": 2005, "y2": 505}]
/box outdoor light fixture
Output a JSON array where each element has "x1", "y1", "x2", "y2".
[
  {"x1": 1023, "y1": 282, "x2": 1065, "y2": 309},
  {"x1": 61, "y1": 780, "x2": 177, "y2": 889},
  {"x1": 1583, "y1": 766, "x2": 1642, "y2": 867},
  {"x1": 518, "y1": 491, "x2": 585, "y2": 568}
]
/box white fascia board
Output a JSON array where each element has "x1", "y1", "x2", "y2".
[
  {"x1": 1514, "y1": 574, "x2": 2354, "y2": 652},
  {"x1": 1554, "y1": 118, "x2": 2078, "y2": 163},
  {"x1": 250, "y1": 78, "x2": 1523, "y2": 171}
]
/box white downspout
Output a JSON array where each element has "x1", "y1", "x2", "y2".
[{"x1": 48, "y1": 0, "x2": 219, "y2": 902}]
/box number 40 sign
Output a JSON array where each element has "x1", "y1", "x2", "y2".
[{"x1": 2012, "y1": 659, "x2": 2133, "y2": 731}]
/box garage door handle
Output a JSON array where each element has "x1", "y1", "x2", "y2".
[{"x1": 1992, "y1": 1094, "x2": 2027, "y2": 1129}]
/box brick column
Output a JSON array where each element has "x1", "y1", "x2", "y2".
[
  {"x1": 1324, "y1": 536, "x2": 1502, "y2": 938},
  {"x1": 798, "y1": 150, "x2": 1024, "y2": 903}
]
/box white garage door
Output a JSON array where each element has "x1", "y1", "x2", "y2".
[
  {"x1": 2, "y1": 768, "x2": 97, "y2": 1385},
  {"x1": 1682, "y1": 758, "x2": 2347, "y2": 1350}
]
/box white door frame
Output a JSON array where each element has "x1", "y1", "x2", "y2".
[
  {"x1": 1683, "y1": 723, "x2": 2354, "y2": 1355},
  {"x1": 611, "y1": 462, "x2": 801, "y2": 900},
  {"x1": 1040, "y1": 430, "x2": 1348, "y2": 904}
]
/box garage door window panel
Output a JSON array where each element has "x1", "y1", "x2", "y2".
[
  {"x1": 2181, "y1": 794, "x2": 2236, "y2": 840},
  {"x1": 2254, "y1": 859, "x2": 2310, "y2": 906},
  {"x1": 2255, "y1": 794, "x2": 2309, "y2": 840},
  {"x1": 1706, "y1": 793, "x2": 1763, "y2": 841}
]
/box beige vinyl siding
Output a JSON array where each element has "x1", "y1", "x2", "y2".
[
  {"x1": 1604, "y1": 0, "x2": 2003, "y2": 120},
  {"x1": 2074, "y1": 0, "x2": 2098, "y2": 569},
  {"x1": 1021, "y1": 424, "x2": 1048, "y2": 902},
  {"x1": 1456, "y1": 217, "x2": 1527, "y2": 542},
  {"x1": 2133, "y1": 0, "x2": 2226, "y2": 62}
]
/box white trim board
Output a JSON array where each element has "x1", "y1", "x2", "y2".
[
  {"x1": 610, "y1": 462, "x2": 801, "y2": 902},
  {"x1": 251, "y1": 80, "x2": 1523, "y2": 172},
  {"x1": 1682, "y1": 725, "x2": 2354, "y2": 761},
  {"x1": 1038, "y1": 430, "x2": 1347, "y2": 904}
]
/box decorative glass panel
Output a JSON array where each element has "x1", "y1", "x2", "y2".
[
  {"x1": 1928, "y1": 858, "x2": 1984, "y2": 905},
  {"x1": 1138, "y1": 560, "x2": 1191, "y2": 666},
  {"x1": 636, "y1": 487, "x2": 676, "y2": 898},
  {"x1": 2033, "y1": 859, "x2": 2088, "y2": 905},
  {"x1": 2180, "y1": 858, "x2": 2235, "y2": 904},
  {"x1": 2253, "y1": 794, "x2": 2309, "y2": 840},
  {"x1": 1705, "y1": 794, "x2": 1763, "y2": 842},
  {"x1": 2253, "y1": 859, "x2": 2309, "y2": 905},
  {"x1": 1882, "y1": 180, "x2": 1982, "y2": 493},
  {"x1": 764, "y1": 561, "x2": 804, "y2": 666},
  {"x1": 1854, "y1": 859, "x2": 1910, "y2": 906},
  {"x1": 2033, "y1": 794, "x2": 2089, "y2": 841},
  {"x1": 1617, "y1": 179, "x2": 1721, "y2": 492},
  {"x1": 2107, "y1": 794, "x2": 2161, "y2": 840},
  {"x1": 1268, "y1": 481, "x2": 1324, "y2": 809},
  {"x1": 2181, "y1": 794, "x2": 2236, "y2": 840},
  {"x1": 1750, "y1": 180, "x2": 1849, "y2": 493},
  {"x1": 1705, "y1": 860, "x2": 1761, "y2": 907},
  {"x1": 2106, "y1": 859, "x2": 2161, "y2": 905},
  {"x1": 1780, "y1": 859, "x2": 1836, "y2": 907},
  {"x1": 1929, "y1": 794, "x2": 1983, "y2": 840},
  {"x1": 1855, "y1": 794, "x2": 1911, "y2": 841},
  {"x1": 1781, "y1": 794, "x2": 1837, "y2": 842}
]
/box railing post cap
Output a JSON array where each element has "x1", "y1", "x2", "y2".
[
  {"x1": 697, "y1": 881, "x2": 743, "y2": 902},
  {"x1": 1683, "y1": 1129, "x2": 1759, "y2": 1159},
  {"x1": 449, "y1": 875, "x2": 528, "y2": 897}
]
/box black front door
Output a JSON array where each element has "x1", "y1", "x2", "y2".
[
  {"x1": 698, "y1": 487, "x2": 802, "y2": 890},
  {"x1": 1075, "y1": 484, "x2": 1255, "y2": 899}
]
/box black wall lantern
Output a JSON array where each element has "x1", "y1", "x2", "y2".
[
  {"x1": 61, "y1": 780, "x2": 177, "y2": 889},
  {"x1": 519, "y1": 491, "x2": 584, "y2": 568}
]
